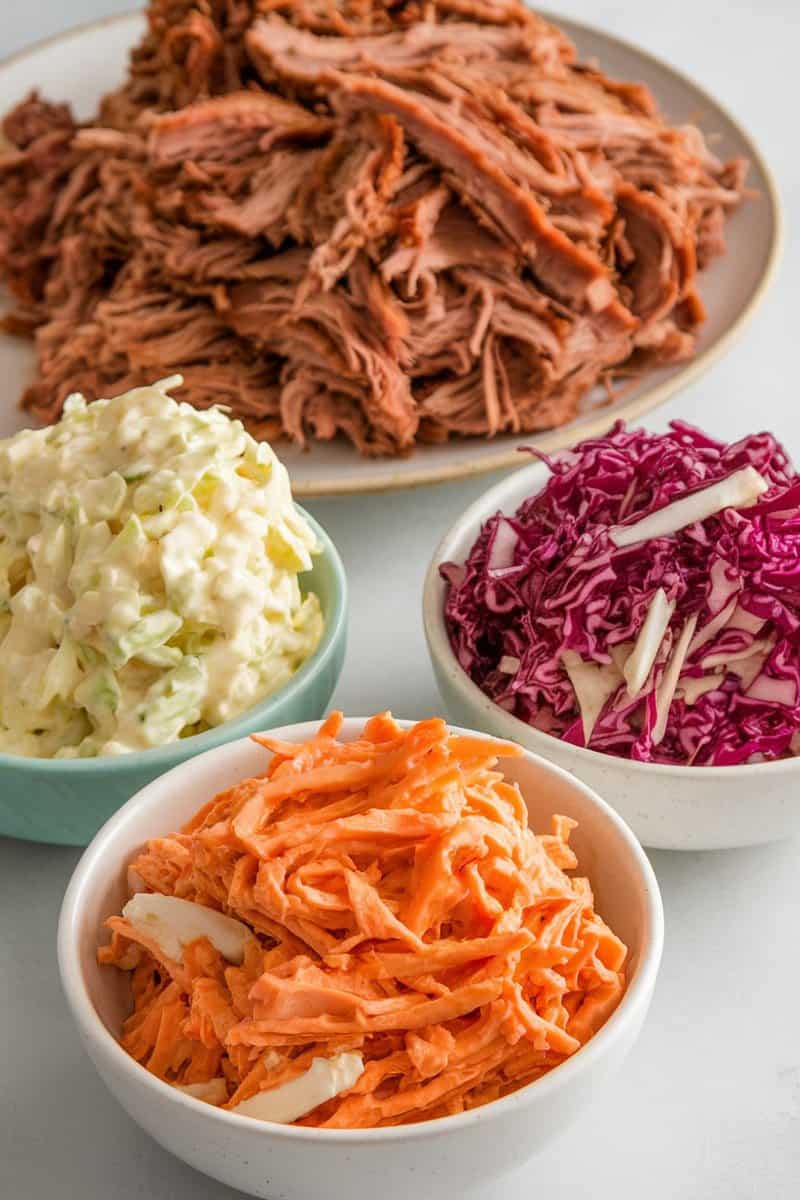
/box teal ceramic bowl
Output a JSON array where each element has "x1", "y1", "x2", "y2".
[{"x1": 0, "y1": 509, "x2": 347, "y2": 846}]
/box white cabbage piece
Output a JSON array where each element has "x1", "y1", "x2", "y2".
[
  {"x1": 653, "y1": 614, "x2": 698, "y2": 744},
  {"x1": 230, "y1": 1053, "x2": 364, "y2": 1124},
  {"x1": 610, "y1": 467, "x2": 768, "y2": 548},
  {"x1": 624, "y1": 589, "x2": 675, "y2": 697},
  {"x1": 676, "y1": 674, "x2": 726, "y2": 706},
  {"x1": 122, "y1": 893, "x2": 251, "y2": 964},
  {"x1": 561, "y1": 651, "x2": 623, "y2": 742}
]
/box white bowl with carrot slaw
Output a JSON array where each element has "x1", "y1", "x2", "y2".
[
  {"x1": 424, "y1": 449, "x2": 800, "y2": 851},
  {"x1": 58, "y1": 715, "x2": 662, "y2": 1200}
]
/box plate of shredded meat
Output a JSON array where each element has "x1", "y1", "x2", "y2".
[{"x1": 0, "y1": 2, "x2": 781, "y2": 495}]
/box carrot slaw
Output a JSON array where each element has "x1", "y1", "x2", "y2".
[{"x1": 99, "y1": 713, "x2": 627, "y2": 1128}]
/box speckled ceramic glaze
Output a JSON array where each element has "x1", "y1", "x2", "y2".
[
  {"x1": 58, "y1": 718, "x2": 662, "y2": 1200},
  {"x1": 0, "y1": 510, "x2": 347, "y2": 846},
  {"x1": 423, "y1": 464, "x2": 800, "y2": 851}
]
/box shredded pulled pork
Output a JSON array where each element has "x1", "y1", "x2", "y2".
[{"x1": 0, "y1": 0, "x2": 747, "y2": 456}]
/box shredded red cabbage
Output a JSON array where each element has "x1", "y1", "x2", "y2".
[{"x1": 441, "y1": 421, "x2": 800, "y2": 765}]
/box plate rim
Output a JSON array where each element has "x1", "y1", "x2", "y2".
[{"x1": 0, "y1": 9, "x2": 784, "y2": 497}]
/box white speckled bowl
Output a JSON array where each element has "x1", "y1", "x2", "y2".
[
  {"x1": 423, "y1": 462, "x2": 800, "y2": 851},
  {"x1": 58, "y1": 718, "x2": 662, "y2": 1200}
]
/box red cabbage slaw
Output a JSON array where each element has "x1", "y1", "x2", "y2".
[{"x1": 441, "y1": 422, "x2": 800, "y2": 766}]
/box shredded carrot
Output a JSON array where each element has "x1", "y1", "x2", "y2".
[{"x1": 99, "y1": 713, "x2": 627, "y2": 1127}]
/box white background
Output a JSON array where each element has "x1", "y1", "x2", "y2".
[{"x1": 1, "y1": 3, "x2": 799, "y2": 1198}]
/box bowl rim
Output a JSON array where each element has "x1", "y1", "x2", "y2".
[
  {"x1": 0, "y1": 506, "x2": 347, "y2": 774},
  {"x1": 423, "y1": 457, "x2": 800, "y2": 781},
  {"x1": 58, "y1": 715, "x2": 664, "y2": 1144}
]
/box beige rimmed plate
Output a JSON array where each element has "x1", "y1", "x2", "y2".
[{"x1": 0, "y1": 11, "x2": 782, "y2": 496}]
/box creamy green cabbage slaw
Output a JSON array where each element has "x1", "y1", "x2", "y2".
[{"x1": 0, "y1": 378, "x2": 322, "y2": 758}]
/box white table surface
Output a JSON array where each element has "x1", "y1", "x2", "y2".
[{"x1": 2, "y1": 2, "x2": 799, "y2": 1197}]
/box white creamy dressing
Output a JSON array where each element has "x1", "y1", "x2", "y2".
[{"x1": 0, "y1": 378, "x2": 322, "y2": 757}]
